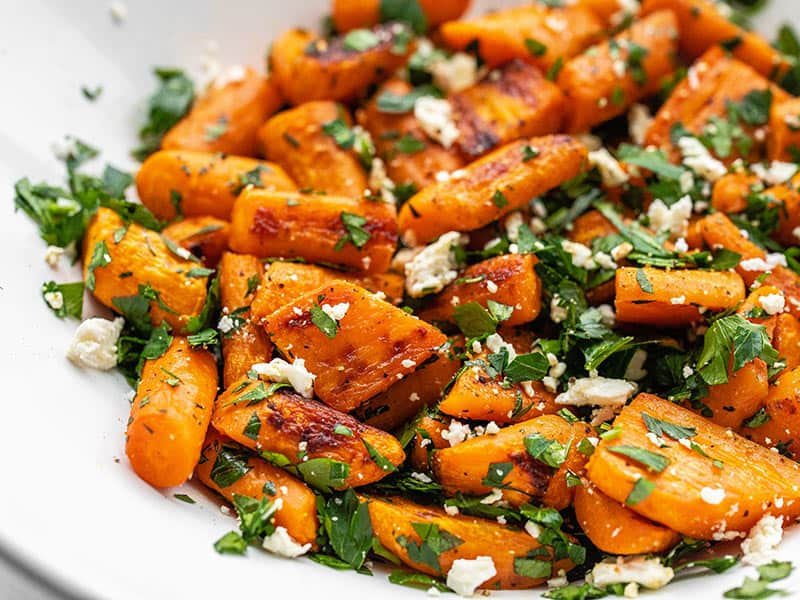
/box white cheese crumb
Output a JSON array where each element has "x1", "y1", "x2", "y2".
[
  {"x1": 51, "y1": 136, "x2": 80, "y2": 161},
  {"x1": 597, "y1": 304, "x2": 616, "y2": 327},
  {"x1": 647, "y1": 196, "x2": 692, "y2": 239},
  {"x1": 484, "y1": 421, "x2": 500, "y2": 435},
  {"x1": 410, "y1": 471, "x2": 433, "y2": 483},
  {"x1": 682, "y1": 365, "x2": 694, "y2": 378},
  {"x1": 44, "y1": 291, "x2": 65, "y2": 311},
  {"x1": 415, "y1": 97, "x2": 459, "y2": 148},
  {"x1": 670, "y1": 296, "x2": 686, "y2": 305},
  {"x1": 555, "y1": 376, "x2": 637, "y2": 407},
  {"x1": 628, "y1": 104, "x2": 653, "y2": 146},
  {"x1": 504, "y1": 211, "x2": 525, "y2": 242},
  {"x1": 217, "y1": 315, "x2": 235, "y2": 333},
  {"x1": 250, "y1": 358, "x2": 316, "y2": 398},
  {"x1": 589, "y1": 557, "x2": 674, "y2": 590},
  {"x1": 401, "y1": 358, "x2": 417, "y2": 369},
  {"x1": 589, "y1": 148, "x2": 629, "y2": 188},
  {"x1": 446, "y1": 557, "x2": 496, "y2": 597},
  {"x1": 550, "y1": 294, "x2": 568, "y2": 323},
  {"x1": 624, "y1": 349, "x2": 648, "y2": 381},
  {"x1": 405, "y1": 231, "x2": 467, "y2": 297},
  {"x1": 485, "y1": 280, "x2": 498, "y2": 294},
  {"x1": 444, "y1": 505, "x2": 460, "y2": 516},
  {"x1": 485, "y1": 333, "x2": 517, "y2": 362},
  {"x1": 261, "y1": 526, "x2": 311, "y2": 558},
  {"x1": 44, "y1": 245, "x2": 66, "y2": 268},
  {"x1": 594, "y1": 251, "x2": 617, "y2": 270},
  {"x1": 368, "y1": 157, "x2": 396, "y2": 204},
  {"x1": 524, "y1": 521, "x2": 542, "y2": 539},
  {"x1": 700, "y1": 486, "x2": 726, "y2": 505},
  {"x1": 321, "y1": 302, "x2": 350, "y2": 322},
  {"x1": 561, "y1": 240, "x2": 597, "y2": 269},
  {"x1": 673, "y1": 237, "x2": 689, "y2": 253},
  {"x1": 480, "y1": 488, "x2": 504, "y2": 505},
  {"x1": 430, "y1": 52, "x2": 479, "y2": 94},
  {"x1": 678, "y1": 136, "x2": 727, "y2": 182},
  {"x1": 611, "y1": 242, "x2": 633, "y2": 262},
  {"x1": 759, "y1": 293, "x2": 786, "y2": 315},
  {"x1": 66, "y1": 317, "x2": 124, "y2": 371},
  {"x1": 109, "y1": 1, "x2": 127, "y2": 24},
  {"x1": 751, "y1": 161, "x2": 798, "y2": 186},
  {"x1": 441, "y1": 420, "x2": 472, "y2": 447},
  {"x1": 741, "y1": 514, "x2": 784, "y2": 566}
]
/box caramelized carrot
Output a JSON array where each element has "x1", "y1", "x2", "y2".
[
  {"x1": 161, "y1": 216, "x2": 230, "y2": 267},
  {"x1": 768, "y1": 98, "x2": 800, "y2": 162},
  {"x1": 332, "y1": 0, "x2": 470, "y2": 32}
]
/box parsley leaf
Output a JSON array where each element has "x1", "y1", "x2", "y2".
[
  {"x1": 607, "y1": 445, "x2": 670, "y2": 472},
  {"x1": 41, "y1": 281, "x2": 84, "y2": 319},
  {"x1": 525, "y1": 433, "x2": 569, "y2": 468},
  {"x1": 342, "y1": 29, "x2": 380, "y2": 52},
  {"x1": 320, "y1": 489, "x2": 373, "y2": 569},
  {"x1": 642, "y1": 413, "x2": 696, "y2": 440},
  {"x1": 322, "y1": 117, "x2": 356, "y2": 149},
  {"x1": 335, "y1": 212, "x2": 371, "y2": 250},
  {"x1": 379, "y1": 0, "x2": 427, "y2": 33},
  {"x1": 505, "y1": 352, "x2": 549, "y2": 383},
  {"x1": 376, "y1": 84, "x2": 442, "y2": 113},
  {"x1": 626, "y1": 477, "x2": 656, "y2": 505},
  {"x1": 132, "y1": 68, "x2": 194, "y2": 161},
  {"x1": 397, "y1": 523, "x2": 464, "y2": 574},
  {"x1": 310, "y1": 303, "x2": 339, "y2": 338},
  {"x1": 697, "y1": 315, "x2": 778, "y2": 385}
]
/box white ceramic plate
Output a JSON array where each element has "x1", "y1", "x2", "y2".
[{"x1": 0, "y1": 1, "x2": 798, "y2": 598}]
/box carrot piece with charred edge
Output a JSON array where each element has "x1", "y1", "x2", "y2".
[
  {"x1": 587, "y1": 393, "x2": 800, "y2": 540},
  {"x1": 711, "y1": 173, "x2": 761, "y2": 215},
  {"x1": 269, "y1": 25, "x2": 414, "y2": 105},
  {"x1": 161, "y1": 216, "x2": 229, "y2": 268},
  {"x1": 409, "y1": 414, "x2": 452, "y2": 472},
  {"x1": 367, "y1": 496, "x2": 576, "y2": 589},
  {"x1": 419, "y1": 254, "x2": 542, "y2": 327},
  {"x1": 451, "y1": 59, "x2": 565, "y2": 159},
  {"x1": 440, "y1": 3, "x2": 605, "y2": 70},
  {"x1": 692, "y1": 357, "x2": 768, "y2": 431},
  {"x1": 744, "y1": 366, "x2": 800, "y2": 461},
  {"x1": 82, "y1": 207, "x2": 208, "y2": 331},
  {"x1": 257, "y1": 101, "x2": 367, "y2": 198},
  {"x1": 136, "y1": 150, "x2": 296, "y2": 221},
  {"x1": 162, "y1": 68, "x2": 283, "y2": 156},
  {"x1": 640, "y1": 0, "x2": 788, "y2": 78},
  {"x1": 399, "y1": 135, "x2": 588, "y2": 246},
  {"x1": 212, "y1": 378, "x2": 405, "y2": 488},
  {"x1": 557, "y1": 10, "x2": 679, "y2": 134},
  {"x1": 332, "y1": 0, "x2": 471, "y2": 32},
  {"x1": 265, "y1": 282, "x2": 447, "y2": 412},
  {"x1": 768, "y1": 98, "x2": 800, "y2": 162},
  {"x1": 218, "y1": 252, "x2": 273, "y2": 387},
  {"x1": 126, "y1": 337, "x2": 217, "y2": 488},
  {"x1": 700, "y1": 213, "x2": 800, "y2": 318},
  {"x1": 354, "y1": 345, "x2": 462, "y2": 431},
  {"x1": 432, "y1": 416, "x2": 593, "y2": 509},
  {"x1": 229, "y1": 190, "x2": 397, "y2": 274},
  {"x1": 359, "y1": 79, "x2": 464, "y2": 191},
  {"x1": 196, "y1": 430, "x2": 318, "y2": 546},
  {"x1": 250, "y1": 261, "x2": 403, "y2": 325},
  {"x1": 574, "y1": 484, "x2": 681, "y2": 555},
  {"x1": 567, "y1": 209, "x2": 618, "y2": 246},
  {"x1": 615, "y1": 266, "x2": 745, "y2": 327}
]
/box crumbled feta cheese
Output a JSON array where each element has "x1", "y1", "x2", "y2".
[
  {"x1": 504, "y1": 211, "x2": 525, "y2": 242},
  {"x1": 444, "y1": 505, "x2": 460, "y2": 516},
  {"x1": 44, "y1": 291, "x2": 65, "y2": 311},
  {"x1": 556, "y1": 376, "x2": 637, "y2": 407},
  {"x1": 562, "y1": 240, "x2": 597, "y2": 269},
  {"x1": 410, "y1": 471, "x2": 433, "y2": 483},
  {"x1": 441, "y1": 420, "x2": 472, "y2": 447},
  {"x1": 741, "y1": 514, "x2": 784, "y2": 566},
  {"x1": 678, "y1": 136, "x2": 727, "y2": 182},
  {"x1": 670, "y1": 296, "x2": 686, "y2": 305},
  {"x1": 624, "y1": 582, "x2": 640, "y2": 598},
  {"x1": 485, "y1": 333, "x2": 517, "y2": 362},
  {"x1": 44, "y1": 245, "x2": 65, "y2": 268},
  {"x1": 679, "y1": 170, "x2": 695, "y2": 194},
  {"x1": 480, "y1": 488, "x2": 504, "y2": 505},
  {"x1": 109, "y1": 1, "x2": 127, "y2": 24},
  {"x1": 471, "y1": 340, "x2": 482, "y2": 354},
  {"x1": 250, "y1": 358, "x2": 316, "y2": 398},
  {"x1": 624, "y1": 349, "x2": 648, "y2": 381},
  {"x1": 446, "y1": 557, "x2": 497, "y2": 597},
  {"x1": 611, "y1": 242, "x2": 633, "y2": 262},
  {"x1": 401, "y1": 358, "x2": 417, "y2": 369},
  {"x1": 51, "y1": 136, "x2": 79, "y2": 161},
  {"x1": 524, "y1": 521, "x2": 542, "y2": 539},
  {"x1": 589, "y1": 557, "x2": 674, "y2": 591},
  {"x1": 66, "y1": 317, "x2": 124, "y2": 371},
  {"x1": 647, "y1": 196, "x2": 692, "y2": 239},
  {"x1": 262, "y1": 526, "x2": 311, "y2": 558},
  {"x1": 484, "y1": 421, "x2": 500, "y2": 435},
  {"x1": 547, "y1": 572, "x2": 568, "y2": 589},
  {"x1": 414, "y1": 97, "x2": 459, "y2": 148},
  {"x1": 759, "y1": 293, "x2": 786, "y2": 315},
  {"x1": 550, "y1": 294, "x2": 568, "y2": 323},
  {"x1": 368, "y1": 157, "x2": 396, "y2": 203},
  {"x1": 597, "y1": 304, "x2": 616, "y2": 327},
  {"x1": 218, "y1": 315, "x2": 235, "y2": 333},
  {"x1": 628, "y1": 104, "x2": 653, "y2": 145},
  {"x1": 589, "y1": 148, "x2": 629, "y2": 188},
  {"x1": 430, "y1": 52, "x2": 479, "y2": 94},
  {"x1": 682, "y1": 365, "x2": 694, "y2": 378},
  {"x1": 594, "y1": 251, "x2": 617, "y2": 270},
  {"x1": 751, "y1": 161, "x2": 798, "y2": 186},
  {"x1": 485, "y1": 280, "x2": 498, "y2": 294},
  {"x1": 405, "y1": 231, "x2": 467, "y2": 297},
  {"x1": 321, "y1": 302, "x2": 350, "y2": 322},
  {"x1": 700, "y1": 486, "x2": 726, "y2": 505},
  {"x1": 673, "y1": 238, "x2": 689, "y2": 254}
]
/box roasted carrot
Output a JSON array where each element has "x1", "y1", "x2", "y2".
[
  {"x1": 126, "y1": 337, "x2": 217, "y2": 488},
  {"x1": 269, "y1": 24, "x2": 414, "y2": 105},
  {"x1": 587, "y1": 393, "x2": 800, "y2": 540},
  {"x1": 557, "y1": 10, "x2": 679, "y2": 133},
  {"x1": 451, "y1": 59, "x2": 565, "y2": 158},
  {"x1": 760, "y1": 177, "x2": 800, "y2": 247},
  {"x1": 768, "y1": 98, "x2": 800, "y2": 162},
  {"x1": 774, "y1": 313, "x2": 800, "y2": 371},
  {"x1": 694, "y1": 358, "x2": 769, "y2": 431},
  {"x1": 162, "y1": 68, "x2": 282, "y2": 156},
  {"x1": 711, "y1": 173, "x2": 761, "y2": 214},
  {"x1": 136, "y1": 150, "x2": 296, "y2": 221},
  {"x1": 567, "y1": 209, "x2": 618, "y2": 246},
  {"x1": 196, "y1": 430, "x2": 318, "y2": 545},
  {"x1": 359, "y1": 79, "x2": 464, "y2": 191},
  {"x1": 615, "y1": 266, "x2": 745, "y2": 327},
  {"x1": 368, "y1": 496, "x2": 576, "y2": 589},
  {"x1": 257, "y1": 101, "x2": 368, "y2": 198},
  {"x1": 640, "y1": 0, "x2": 788, "y2": 78},
  {"x1": 82, "y1": 207, "x2": 208, "y2": 331},
  {"x1": 249, "y1": 261, "x2": 404, "y2": 325},
  {"x1": 440, "y1": 3, "x2": 605, "y2": 70},
  {"x1": 574, "y1": 484, "x2": 681, "y2": 555},
  {"x1": 218, "y1": 252, "x2": 273, "y2": 387},
  {"x1": 229, "y1": 190, "x2": 396, "y2": 273},
  {"x1": 745, "y1": 366, "x2": 800, "y2": 460},
  {"x1": 161, "y1": 216, "x2": 230, "y2": 267},
  {"x1": 409, "y1": 413, "x2": 451, "y2": 472},
  {"x1": 399, "y1": 135, "x2": 588, "y2": 245},
  {"x1": 212, "y1": 378, "x2": 405, "y2": 488},
  {"x1": 264, "y1": 282, "x2": 447, "y2": 412},
  {"x1": 332, "y1": 0, "x2": 470, "y2": 32}
]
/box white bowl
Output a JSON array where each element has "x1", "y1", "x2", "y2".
[{"x1": 0, "y1": 1, "x2": 797, "y2": 598}]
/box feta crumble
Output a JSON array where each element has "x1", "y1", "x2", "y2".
[
  {"x1": 589, "y1": 557, "x2": 674, "y2": 591},
  {"x1": 611, "y1": 242, "x2": 633, "y2": 262},
  {"x1": 405, "y1": 231, "x2": 467, "y2": 297},
  {"x1": 646, "y1": 195, "x2": 692, "y2": 239},
  {"x1": 678, "y1": 136, "x2": 727, "y2": 182},
  {"x1": 441, "y1": 420, "x2": 472, "y2": 447},
  {"x1": 44, "y1": 291, "x2": 65, "y2": 311},
  {"x1": 741, "y1": 514, "x2": 784, "y2": 566},
  {"x1": 446, "y1": 556, "x2": 497, "y2": 597},
  {"x1": 589, "y1": 148, "x2": 629, "y2": 188},
  {"x1": 555, "y1": 376, "x2": 637, "y2": 407},
  {"x1": 250, "y1": 358, "x2": 316, "y2": 398},
  {"x1": 628, "y1": 104, "x2": 653, "y2": 146},
  {"x1": 401, "y1": 358, "x2": 417, "y2": 369},
  {"x1": 700, "y1": 486, "x2": 726, "y2": 505},
  {"x1": 624, "y1": 349, "x2": 648, "y2": 381},
  {"x1": 218, "y1": 315, "x2": 236, "y2": 334},
  {"x1": 66, "y1": 317, "x2": 124, "y2": 371},
  {"x1": 561, "y1": 240, "x2": 597, "y2": 269},
  {"x1": 550, "y1": 294, "x2": 568, "y2": 323},
  {"x1": 44, "y1": 245, "x2": 66, "y2": 268},
  {"x1": 262, "y1": 526, "x2": 312, "y2": 558},
  {"x1": 321, "y1": 302, "x2": 350, "y2": 322},
  {"x1": 414, "y1": 97, "x2": 459, "y2": 148},
  {"x1": 109, "y1": 1, "x2": 127, "y2": 24},
  {"x1": 751, "y1": 161, "x2": 798, "y2": 186},
  {"x1": 759, "y1": 293, "x2": 786, "y2": 315},
  {"x1": 430, "y1": 52, "x2": 479, "y2": 94},
  {"x1": 485, "y1": 333, "x2": 517, "y2": 361}
]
